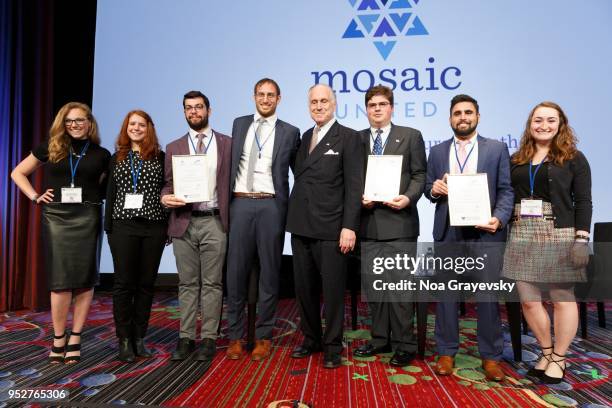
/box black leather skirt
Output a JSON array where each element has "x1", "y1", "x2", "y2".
[{"x1": 41, "y1": 203, "x2": 102, "y2": 291}]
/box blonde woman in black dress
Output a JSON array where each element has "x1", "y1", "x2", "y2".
[{"x1": 11, "y1": 102, "x2": 110, "y2": 363}]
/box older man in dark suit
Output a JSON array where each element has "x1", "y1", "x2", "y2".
[
  {"x1": 353, "y1": 85, "x2": 427, "y2": 367},
  {"x1": 425, "y1": 94, "x2": 513, "y2": 381},
  {"x1": 161, "y1": 90, "x2": 231, "y2": 362},
  {"x1": 286, "y1": 84, "x2": 364, "y2": 368},
  {"x1": 225, "y1": 78, "x2": 300, "y2": 361}
]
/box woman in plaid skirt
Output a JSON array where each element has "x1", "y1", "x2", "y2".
[{"x1": 502, "y1": 102, "x2": 592, "y2": 384}]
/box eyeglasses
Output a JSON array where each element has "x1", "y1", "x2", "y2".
[
  {"x1": 256, "y1": 92, "x2": 278, "y2": 100},
  {"x1": 64, "y1": 118, "x2": 88, "y2": 126},
  {"x1": 367, "y1": 102, "x2": 391, "y2": 109},
  {"x1": 184, "y1": 104, "x2": 205, "y2": 112}
]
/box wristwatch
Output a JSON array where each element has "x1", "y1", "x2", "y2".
[{"x1": 31, "y1": 194, "x2": 39, "y2": 204}]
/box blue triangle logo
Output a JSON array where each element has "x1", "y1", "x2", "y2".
[
  {"x1": 373, "y1": 41, "x2": 396, "y2": 60},
  {"x1": 390, "y1": 12, "x2": 411, "y2": 32},
  {"x1": 406, "y1": 15, "x2": 428, "y2": 36},
  {"x1": 358, "y1": 0, "x2": 380, "y2": 10},
  {"x1": 342, "y1": 19, "x2": 365, "y2": 38},
  {"x1": 389, "y1": 0, "x2": 411, "y2": 9},
  {"x1": 380, "y1": 0, "x2": 390, "y2": 6},
  {"x1": 374, "y1": 17, "x2": 396, "y2": 37},
  {"x1": 348, "y1": 0, "x2": 358, "y2": 6},
  {"x1": 358, "y1": 14, "x2": 380, "y2": 34}
]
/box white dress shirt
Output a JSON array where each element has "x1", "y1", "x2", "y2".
[{"x1": 187, "y1": 127, "x2": 218, "y2": 208}]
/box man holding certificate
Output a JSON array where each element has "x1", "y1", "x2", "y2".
[
  {"x1": 354, "y1": 85, "x2": 426, "y2": 366},
  {"x1": 160, "y1": 91, "x2": 231, "y2": 362},
  {"x1": 425, "y1": 94, "x2": 513, "y2": 381}
]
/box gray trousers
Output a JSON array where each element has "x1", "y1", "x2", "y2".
[{"x1": 173, "y1": 215, "x2": 226, "y2": 340}]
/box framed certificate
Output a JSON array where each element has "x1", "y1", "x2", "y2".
[
  {"x1": 172, "y1": 154, "x2": 209, "y2": 203},
  {"x1": 447, "y1": 173, "x2": 491, "y2": 226},
  {"x1": 363, "y1": 155, "x2": 403, "y2": 202}
]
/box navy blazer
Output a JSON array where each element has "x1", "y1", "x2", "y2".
[
  {"x1": 425, "y1": 135, "x2": 514, "y2": 242},
  {"x1": 229, "y1": 115, "x2": 300, "y2": 217}
]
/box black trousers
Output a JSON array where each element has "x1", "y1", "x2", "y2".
[
  {"x1": 108, "y1": 219, "x2": 167, "y2": 339},
  {"x1": 291, "y1": 235, "x2": 347, "y2": 354}
]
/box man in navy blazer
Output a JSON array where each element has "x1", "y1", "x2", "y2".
[
  {"x1": 161, "y1": 91, "x2": 231, "y2": 362},
  {"x1": 225, "y1": 78, "x2": 300, "y2": 361},
  {"x1": 425, "y1": 94, "x2": 513, "y2": 381}
]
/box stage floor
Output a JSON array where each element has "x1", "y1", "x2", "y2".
[{"x1": 0, "y1": 293, "x2": 610, "y2": 407}]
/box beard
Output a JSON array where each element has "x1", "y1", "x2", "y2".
[
  {"x1": 452, "y1": 121, "x2": 478, "y2": 138},
  {"x1": 187, "y1": 115, "x2": 209, "y2": 131}
]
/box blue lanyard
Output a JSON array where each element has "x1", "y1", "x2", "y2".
[
  {"x1": 254, "y1": 120, "x2": 276, "y2": 159},
  {"x1": 188, "y1": 131, "x2": 214, "y2": 154},
  {"x1": 68, "y1": 141, "x2": 90, "y2": 187},
  {"x1": 453, "y1": 139, "x2": 476, "y2": 174},
  {"x1": 128, "y1": 151, "x2": 143, "y2": 193},
  {"x1": 528, "y1": 160, "x2": 544, "y2": 197},
  {"x1": 370, "y1": 130, "x2": 389, "y2": 155}
]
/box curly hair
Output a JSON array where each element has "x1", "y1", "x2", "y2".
[
  {"x1": 48, "y1": 102, "x2": 100, "y2": 163},
  {"x1": 115, "y1": 110, "x2": 161, "y2": 162},
  {"x1": 512, "y1": 101, "x2": 578, "y2": 165}
]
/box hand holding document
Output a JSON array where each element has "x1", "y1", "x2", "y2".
[
  {"x1": 172, "y1": 154, "x2": 209, "y2": 203},
  {"x1": 363, "y1": 155, "x2": 403, "y2": 202},
  {"x1": 447, "y1": 173, "x2": 491, "y2": 226}
]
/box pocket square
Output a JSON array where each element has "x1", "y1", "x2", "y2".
[{"x1": 324, "y1": 149, "x2": 339, "y2": 155}]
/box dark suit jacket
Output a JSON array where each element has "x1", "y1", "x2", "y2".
[
  {"x1": 359, "y1": 124, "x2": 427, "y2": 240},
  {"x1": 425, "y1": 135, "x2": 513, "y2": 242},
  {"x1": 229, "y1": 115, "x2": 300, "y2": 219},
  {"x1": 161, "y1": 131, "x2": 231, "y2": 237},
  {"x1": 286, "y1": 121, "x2": 364, "y2": 240}
]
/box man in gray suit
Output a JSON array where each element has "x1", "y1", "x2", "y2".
[
  {"x1": 161, "y1": 90, "x2": 231, "y2": 362},
  {"x1": 225, "y1": 78, "x2": 300, "y2": 361},
  {"x1": 353, "y1": 85, "x2": 427, "y2": 366}
]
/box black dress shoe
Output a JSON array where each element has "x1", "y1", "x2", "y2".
[
  {"x1": 170, "y1": 338, "x2": 195, "y2": 361},
  {"x1": 323, "y1": 352, "x2": 342, "y2": 369},
  {"x1": 195, "y1": 338, "x2": 217, "y2": 361},
  {"x1": 291, "y1": 344, "x2": 321, "y2": 359},
  {"x1": 390, "y1": 351, "x2": 416, "y2": 367},
  {"x1": 353, "y1": 343, "x2": 392, "y2": 358},
  {"x1": 118, "y1": 338, "x2": 135, "y2": 362},
  {"x1": 133, "y1": 338, "x2": 154, "y2": 358}
]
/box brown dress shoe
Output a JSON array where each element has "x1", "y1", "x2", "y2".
[
  {"x1": 434, "y1": 355, "x2": 454, "y2": 376},
  {"x1": 226, "y1": 340, "x2": 243, "y2": 360},
  {"x1": 251, "y1": 340, "x2": 272, "y2": 361},
  {"x1": 482, "y1": 359, "x2": 505, "y2": 382}
]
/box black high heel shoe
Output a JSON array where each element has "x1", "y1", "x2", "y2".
[
  {"x1": 64, "y1": 331, "x2": 82, "y2": 364},
  {"x1": 49, "y1": 332, "x2": 67, "y2": 364},
  {"x1": 526, "y1": 345, "x2": 553, "y2": 378},
  {"x1": 541, "y1": 351, "x2": 566, "y2": 384}
]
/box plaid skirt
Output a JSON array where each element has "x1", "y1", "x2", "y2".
[{"x1": 502, "y1": 202, "x2": 586, "y2": 283}]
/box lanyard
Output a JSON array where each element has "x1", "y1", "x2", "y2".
[
  {"x1": 370, "y1": 130, "x2": 389, "y2": 155},
  {"x1": 453, "y1": 139, "x2": 476, "y2": 174},
  {"x1": 128, "y1": 151, "x2": 143, "y2": 193},
  {"x1": 188, "y1": 131, "x2": 214, "y2": 154},
  {"x1": 253, "y1": 120, "x2": 276, "y2": 159},
  {"x1": 528, "y1": 160, "x2": 544, "y2": 197},
  {"x1": 68, "y1": 141, "x2": 90, "y2": 187}
]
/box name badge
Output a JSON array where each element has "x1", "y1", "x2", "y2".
[
  {"x1": 520, "y1": 199, "x2": 543, "y2": 217},
  {"x1": 124, "y1": 193, "x2": 144, "y2": 209},
  {"x1": 61, "y1": 187, "x2": 82, "y2": 203}
]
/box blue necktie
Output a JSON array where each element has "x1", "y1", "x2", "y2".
[{"x1": 373, "y1": 129, "x2": 383, "y2": 155}]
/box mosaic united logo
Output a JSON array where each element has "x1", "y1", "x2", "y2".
[{"x1": 342, "y1": 0, "x2": 428, "y2": 60}]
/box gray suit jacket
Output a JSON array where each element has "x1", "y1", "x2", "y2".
[{"x1": 359, "y1": 123, "x2": 427, "y2": 240}]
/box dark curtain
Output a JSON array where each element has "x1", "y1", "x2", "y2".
[{"x1": 0, "y1": 0, "x2": 97, "y2": 312}]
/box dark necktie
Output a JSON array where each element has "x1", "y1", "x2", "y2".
[{"x1": 373, "y1": 128, "x2": 383, "y2": 155}]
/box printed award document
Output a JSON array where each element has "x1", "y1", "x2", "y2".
[
  {"x1": 447, "y1": 173, "x2": 491, "y2": 226},
  {"x1": 363, "y1": 155, "x2": 403, "y2": 202},
  {"x1": 172, "y1": 154, "x2": 209, "y2": 203}
]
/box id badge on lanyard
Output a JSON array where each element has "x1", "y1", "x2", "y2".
[
  {"x1": 61, "y1": 187, "x2": 82, "y2": 203},
  {"x1": 124, "y1": 193, "x2": 144, "y2": 209},
  {"x1": 124, "y1": 151, "x2": 144, "y2": 209},
  {"x1": 520, "y1": 199, "x2": 543, "y2": 217}
]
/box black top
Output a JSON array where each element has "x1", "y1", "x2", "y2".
[
  {"x1": 32, "y1": 138, "x2": 111, "y2": 203},
  {"x1": 511, "y1": 162, "x2": 550, "y2": 202},
  {"x1": 104, "y1": 151, "x2": 166, "y2": 232},
  {"x1": 510, "y1": 150, "x2": 592, "y2": 231}
]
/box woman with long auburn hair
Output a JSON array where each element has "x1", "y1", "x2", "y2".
[
  {"x1": 502, "y1": 101, "x2": 592, "y2": 384},
  {"x1": 11, "y1": 102, "x2": 111, "y2": 364},
  {"x1": 104, "y1": 110, "x2": 167, "y2": 362}
]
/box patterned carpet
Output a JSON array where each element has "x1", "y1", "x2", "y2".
[{"x1": 0, "y1": 292, "x2": 610, "y2": 407}]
